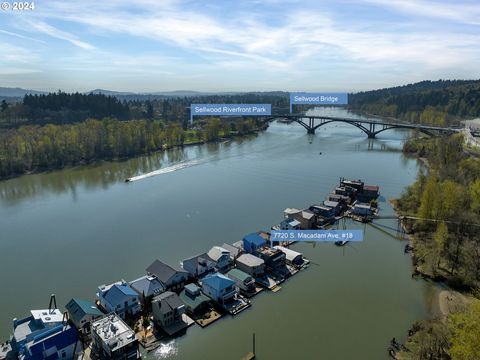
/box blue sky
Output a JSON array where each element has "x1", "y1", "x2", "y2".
[{"x1": 1, "y1": 0, "x2": 479, "y2": 92}]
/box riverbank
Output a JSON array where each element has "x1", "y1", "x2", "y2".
[
  {"x1": 0, "y1": 125, "x2": 267, "y2": 182},
  {"x1": 389, "y1": 140, "x2": 479, "y2": 358}
]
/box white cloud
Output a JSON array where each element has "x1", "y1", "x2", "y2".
[
  {"x1": 363, "y1": 0, "x2": 480, "y2": 26},
  {"x1": 28, "y1": 21, "x2": 95, "y2": 50},
  {"x1": 2, "y1": 0, "x2": 480, "y2": 90}
]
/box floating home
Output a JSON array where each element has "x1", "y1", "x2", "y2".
[
  {"x1": 65, "y1": 298, "x2": 103, "y2": 337},
  {"x1": 130, "y1": 275, "x2": 166, "y2": 303},
  {"x1": 226, "y1": 268, "x2": 257, "y2": 297},
  {"x1": 146, "y1": 259, "x2": 190, "y2": 292},
  {"x1": 283, "y1": 208, "x2": 316, "y2": 229},
  {"x1": 97, "y1": 280, "x2": 142, "y2": 320},
  {"x1": 91, "y1": 314, "x2": 140, "y2": 360},
  {"x1": 235, "y1": 254, "x2": 266, "y2": 278},
  {"x1": 152, "y1": 291, "x2": 189, "y2": 336},
  {"x1": 9, "y1": 301, "x2": 79, "y2": 360}
]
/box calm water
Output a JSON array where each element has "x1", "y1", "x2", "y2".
[{"x1": 0, "y1": 108, "x2": 435, "y2": 359}]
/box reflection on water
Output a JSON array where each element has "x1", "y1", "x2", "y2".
[
  {"x1": 0, "y1": 108, "x2": 410, "y2": 207},
  {"x1": 0, "y1": 142, "x2": 225, "y2": 206}
]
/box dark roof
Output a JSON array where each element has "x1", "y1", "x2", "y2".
[
  {"x1": 130, "y1": 275, "x2": 165, "y2": 298},
  {"x1": 65, "y1": 298, "x2": 103, "y2": 324},
  {"x1": 364, "y1": 185, "x2": 379, "y2": 191},
  {"x1": 152, "y1": 291, "x2": 184, "y2": 315},
  {"x1": 147, "y1": 259, "x2": 188, "y2": 284}
]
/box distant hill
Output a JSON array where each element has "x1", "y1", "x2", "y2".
[
  {"x1": 89, "y1": 89, "x2": 242, "y2": 97},
  {"x1": 349, "y1": 79, "x2": 480, "y2": 125},
  {"x1": 88, "y1": 89, "x2": 136, "y2": 96},
  {"x1": 0, "y1": 87, "x2": 47, "y2": 97}
]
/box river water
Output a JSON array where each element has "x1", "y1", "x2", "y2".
[{"x1": 0, "y1": 108, "x2": 436, "y2": 359}]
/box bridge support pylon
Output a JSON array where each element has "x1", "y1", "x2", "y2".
[
  {"x1": 367, "y1": 133, "x2": 375, "y2": 139},
  {"x1": 307, "y1": 128, "x2": 315, "y2": 134}
]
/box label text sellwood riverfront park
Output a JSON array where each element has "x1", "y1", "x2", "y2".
[{"x1": 190, "y1": 104, "x2": 271, "y2": 122}]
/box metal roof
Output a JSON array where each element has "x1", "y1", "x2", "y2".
[
  {"x1": 179, "y1": 286, "x2": 210, "y2": 311},
  {"x1": 66, "y1": 298, "x2": 103, "y2": 324},
  {"x1": 101, "y1": 282, "x2": 138, "y2": 307},
  {"x1": 227, "y1": 268, "x2": 252, "y2": 282},
  {"x1": 243, "y1": 233, "x2": 266, "y2": 247},
  {"x1": 202, "y1": 272, "x2": 235, "y2": 290}
]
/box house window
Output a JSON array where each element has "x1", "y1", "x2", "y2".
[{"x1": 61, "y1": 351, "x2": 66, "y2": 358}]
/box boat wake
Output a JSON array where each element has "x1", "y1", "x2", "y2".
[{"x1": 126, "y1": 160, "x2": 202, "y2": 182}]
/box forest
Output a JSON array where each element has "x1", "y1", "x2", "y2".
[
  {"x1": 395, "y1": 134, "x2": 480, "y2": 359},
  {"x1": 349, "y1": 80, "x2": 480, "y2": 126},
  {"x1": 0, "y1": 91, "x2": 289, "y2": 128},
  {"x1": 0, "y1": 117, "x2": 263, "y2": 179},
  {"x1": 398, "y1": 134, "x2": 480, "y2": 289}
]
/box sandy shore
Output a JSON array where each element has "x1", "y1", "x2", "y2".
[{"x1": 432, "y1": 289, "x2": 472, "y2": 318}]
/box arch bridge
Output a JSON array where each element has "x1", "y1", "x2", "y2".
[{"x1": 268, "y1": 114, "x2": 459, "y2": 138}]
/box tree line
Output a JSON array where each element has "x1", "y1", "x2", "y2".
[
  {"x1": 349, "y1": 80, "x2": 480, "y2": 126},
  {"x1": 0, "y1": 117, "x2": 263, "y2": 179},
  {"x1": 0, "y1": 91, "x2": 289, "y2": 128},
  {"x1": 397, "y1": 134, "x2": 480, "y2": 288}
]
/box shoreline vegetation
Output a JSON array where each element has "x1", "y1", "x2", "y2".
[
  {"x1": 391, "y1": 133, "x2": 480, "y2": 359},
  {"x1": 0, "y1": 117, "x2": 268, "y2": 181}
]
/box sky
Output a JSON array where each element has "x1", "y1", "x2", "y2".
[{"x1": 1, "y1": 0, "x2": 480, "y2": 93}]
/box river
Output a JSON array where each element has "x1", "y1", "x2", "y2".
[{"x1": 0, "y1": 108, "x2": 436, "y2": 359}]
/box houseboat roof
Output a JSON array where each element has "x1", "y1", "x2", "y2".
[
  {"x1": 364, "y1": 185, "x2": 379, "y2": 192},
  {"x1": 353, "y1": 201, "x2": 371, "y2": 209},
  {"x1": 243, "y1": 233, "x2": 266, "y2": 247},
  {"x1": 152, "y1": 291, "x2": 184, "y2": 315},
  {"x1": 207, "y1": 246, "x2": 230, "y2": 262},
  {"x1": 237, "y1": 253, "x2": 264, "y2": 267},
  {"x1": 221, "y1": 243, "x2": 241, "y2": 258},
  {"x1": 146, "y1": 259, "x2": 188, "y2": 284},
  {"x1": 227, "y1": 268, "x2": 252, "y2": 282},
  {"x1": 203, "y1": 273, "x2": 235, "y2": 290},
  {"x1": 30, "y1": 308, "x2": 64, "y2": 323},
  {"x1": 310, "y1": 205, "x2": 331, "y2": 212},
  {"x1": 273, "y1": 246, "x2": 303, "y2": 262},
  {"x1": 14, "y1": 309, "x2": 64, "y2": 343},
  {"x1": 66, "y1": 298, "x2": 103, "y2": 323},
  {"x1": 301, "y1": 210, "x2": 315, "y2": 219},
  {"x1": 323, "y1": 200, "x2": 340, "y2": 208},
  {"x1": 284, "y1": 207, "x2": 301, "y2": 215},
  {"x1": 92, "y1": 314, "x2": 136, "y2": 352},
  {"x1": 180, "y1": 285, "x2": 210, "y2": 311},
  {"x1": 130, "y1": 275, "x2": 165, "y2": 298},
  {"x1": 98, "y1": 281, "x2": 138, "y2": 306}
]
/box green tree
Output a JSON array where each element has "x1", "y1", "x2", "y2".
[
  {"x1": 418, "y1": 174, "x2": 439, "y2": 223},
  {"x1": 469, "y1": 180, "x2": 480, "y2": 214},
  {"x1": 448, "y1": 300, "x2": 480, "y2": 360},
  {"x1": 433, "y1": 221, "x2": 448, "y2": 269}
]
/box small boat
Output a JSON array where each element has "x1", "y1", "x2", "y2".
[{"x1": 334, "y1": 240, "x2": 349, "y2": 246}]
